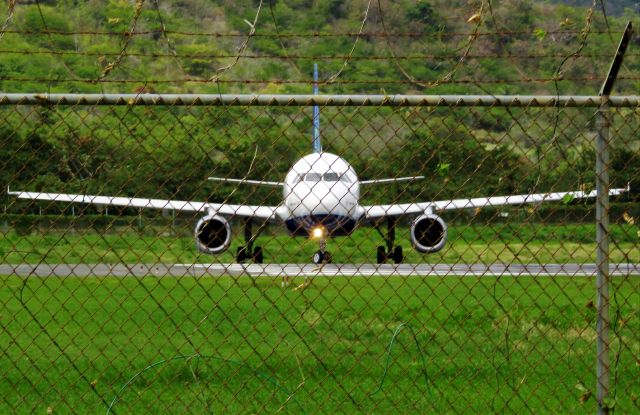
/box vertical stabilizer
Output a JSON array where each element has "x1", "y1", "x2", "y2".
[{"x1": 312, "y1": 63, "x2": 322, "y2": 153}]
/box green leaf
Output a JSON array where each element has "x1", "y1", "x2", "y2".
[
  {"x1": 437, "y1": 162, "x2": 450, "y2": 177},
  {"x1": 603, "y1": 397, "x2": 617, "y2": 409},
  {"x1": 533, "y1": 28, "x2": 547, "y2": 41}
]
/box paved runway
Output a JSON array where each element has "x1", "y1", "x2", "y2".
[{"x1": 1, "y1": 263, "x2": 639, "y2": 278}]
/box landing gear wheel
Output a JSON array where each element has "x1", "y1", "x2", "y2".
[
  {"x1": 253, "y1": 246, "x2": 263, "y2": 264},
  {"x1": 392, "y1": 246, "x2": 403, "y2": 264},
  {"x1": 313, "y1": 250, "x2": 331, "y2": 264},
  {"x1": 236, "y1": 246, "x2": 248, "y2": 263},
  {"x1": 376, "y1": 246, "x2": 386, "y2": 264},
  {"x1": 237, "y1": 246, "x2": 263, "y2": 263},
  {"x1": 313, "y1": 251, "x2": 324, "y2": 265}
]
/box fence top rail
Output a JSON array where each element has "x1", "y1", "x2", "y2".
[{"x1": 0, "y1": 93, "x2": 639, "y2": 107}]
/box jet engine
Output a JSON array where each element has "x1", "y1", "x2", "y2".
[
  {"x1": 194, "y1": 214, "x2": 231, "y2": 254},
  {"x1": 410, "y1": 213, "x2": 448, "y2": 253}
]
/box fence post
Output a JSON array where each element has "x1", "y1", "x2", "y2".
[
  {"x1": 594, "y1": 22, "x2": 632, "y2": 414},
  {"x1": 595, "y1": 100, "x2": 611, "y2": 414}
]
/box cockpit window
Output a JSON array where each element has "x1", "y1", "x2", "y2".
[
  {"x1": 305, "y1": 173, "x2": 322, "y2": 182},
  {"x1": 339, "y1": 173, "x2": 352, "y2": 183},
  {"x1": 323, "y1": 172, "x2": 339, "y2": 182},
  {"x1": 301, "y1": 172, "x2": 352, "y2": 183}
]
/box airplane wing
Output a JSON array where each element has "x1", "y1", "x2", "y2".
[
  {"x1": 207, "y1": 177, "x2": 284, "y2": 187},
  {"x1": 7, "y1": 190, "x2": 279, "y2": 220},
  {"x1": 362, "y1": 186, "x2": 630, "y2": 219},
  {"x1": 360, "y1": 176, "x2": 425, "y2": 185}
]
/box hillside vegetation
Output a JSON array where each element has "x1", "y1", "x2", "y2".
[
  {"x1": 0, "y1": 0, "x2": 637, "y2": 94},
  {"x1": 0, "y1": 1, "x2": 638, "y2": 209}
]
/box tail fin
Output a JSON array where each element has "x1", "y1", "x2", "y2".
[{"x1": 312, "y1": 63, "x2": 322, "y2": 153}]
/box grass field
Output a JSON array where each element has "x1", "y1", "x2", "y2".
[
  {"x1": 1, "y1": 222, "x2": 638, "y2": 264},
  {"x1": 1, "y1": 274, "x2": 639, "y2": 413},
  {"x1": 1, "y1": 221, "x2": 638, "y2": 413}
]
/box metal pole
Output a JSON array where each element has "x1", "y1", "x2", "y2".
[
  {"x1": 595, "y1": 99, "x2": 611, "y2": 414},
  {"x1": 594, "y1": 22, "x2": 631, "y2": 414},
  {"x1": 0, "y1": 92, "x2": 639, "y2": 107}
]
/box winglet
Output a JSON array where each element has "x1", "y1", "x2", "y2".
[{"x1": 626, "y1": 182, "x2": 631, "y2": 192}]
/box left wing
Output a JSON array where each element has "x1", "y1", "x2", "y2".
[
  {"x1": 362, "y1": 186, "x2": 629, "y2": 219},
  {"x1": 7, "y1": 189, "x2": 279, "y2": 220},
  {"x1": 207, "y1": 177, "x2": 284, "y2": 187}
]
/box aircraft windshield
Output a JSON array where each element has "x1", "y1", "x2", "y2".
[
  {"x1": 301, "y1": 172, "x2": 352, "y2": 183},
  {"x1": 305, "y1": 173, "x2": 322, "y2": 182},
  {"x1": 323, "y1": 172, "x2": 339, "y2": 182}
]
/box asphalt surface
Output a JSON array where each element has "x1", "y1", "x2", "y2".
[{"x1": 1, "y1": 263, "x2": 639, "y2": 278}]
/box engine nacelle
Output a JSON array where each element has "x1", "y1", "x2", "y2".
[
  {"x1": 194, "y1": 214, "x2": 232, "y2": 254},
  {"x1": 410, "y1": 213, "x2": 448, "y2": 253}
]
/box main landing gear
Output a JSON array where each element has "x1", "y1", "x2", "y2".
[
  {"x1": 236, "y1": 219, "x2": 264, "y2": 264},
  {"x1": 312, "y1": 238, "x2": 332, "y2": 265},
  {"x1": 375, "y1": 217, "x2": 404, "y2": 264}
]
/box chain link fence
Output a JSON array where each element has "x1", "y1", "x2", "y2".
[{"x1": 0, "y1": 94, "x2": 638, "y2": 413}]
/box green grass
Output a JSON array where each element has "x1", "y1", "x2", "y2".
[
  {"x1": 1, "y1": 221, "x2": 638, "y2": 412},
  {"x1": 1, "y1": 275, "x2": 639, "y2": 413},
  {"x1": 0, "y1": 222, "x2": 638, "y2": 264}
]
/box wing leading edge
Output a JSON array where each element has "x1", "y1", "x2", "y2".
[
  {"x1": 362, "y1": 186, "x2": 630, "y2": 219},
  {"x1": 7, "y1": 190, "x2": 279, "y2": 220}
]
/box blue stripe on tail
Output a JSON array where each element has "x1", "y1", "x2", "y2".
[{"x1": 312, "y1": 63, "x2": 322, "y2": 153}]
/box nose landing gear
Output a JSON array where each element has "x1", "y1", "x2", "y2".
[
  {"x1": 312, "y1": 238, "x2": 332, "y2": 264},
  {"x1": 313, "y1": 250, "x2": 332, "y2": 264}
]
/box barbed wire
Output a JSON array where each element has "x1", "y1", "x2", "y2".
[
  {"x1": 377, "y1": 0, "x2": 483, "y2": 90},
  {"x1": 268, "y1": 0, "x2": 303, "y2": 78},
  {"x1": 0, "y1": 29, "x2": 625, "y2": 37},
  {"x1": 485, "y1": 0, "x2": 536, "y2": 87},
  {"x1": 151, "y1": 0, "x2": 189, "y2": 77},
  {"x1": 33, "y1": 0, "x2": 84, "y2": 82},
  {"x1": 551, "y1": 0, "x2": 597, "y2": 163},
  {"x1": 2, "y1": 76, "x2": 635, "y2": 85},
  {"x1": 2, "y1": 49, "x2": 635, "y2": 60},
  {"x1": 99, "y1": 0, "x2": 146, "y2": 80},
  {"x1": 324, "y1": 0, "x2": 373, "y2": 84},
  {"x1": 0, "y1": 0, "x2": 17, "y2": 43},
  {"x1": 1, "y1": 0, "x2": 633, "y2": 93},
  {"x1": 208, "y1": 0, "x2": 262, "y2": 83}
]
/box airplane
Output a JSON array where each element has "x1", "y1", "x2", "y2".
[{"x1": 7, "y1": 64, "x2": 630, "y2": 265}]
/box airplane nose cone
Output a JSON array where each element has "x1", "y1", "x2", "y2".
[{"x1": 292, "y1": 183, "x2": 355, "y2": 217}]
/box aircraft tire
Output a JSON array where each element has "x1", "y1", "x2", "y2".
[
  {"x1": 376, "y1": 246, "x2": 386, "y2": 264},
  {"x1": 313, "y1": 251, "x2": 324, "y2": 264},
  {"x1": 392, "y1": 246, "x2": 403, "y2": 264},
  {"x1": 236, "y1": 246, "x2": 247, "y2": 263},
  {"x1": 253, "y1": 246, "x2": 264, "y2": 264}
]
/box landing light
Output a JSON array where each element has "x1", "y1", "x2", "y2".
[{"x1": 311, "y1": 227, "x2": 325, "y2": 239}]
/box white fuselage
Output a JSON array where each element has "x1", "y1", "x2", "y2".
[{"x1": 277, "y1": 152, "x2": 364, "y2": 236}]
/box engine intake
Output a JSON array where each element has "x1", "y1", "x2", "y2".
[
  {"x1": 194, "y1": 214, "x2": 231, "y2": 254},
  {"x1": 410, "y1": 213, "x2": 447, "y2": 253}
]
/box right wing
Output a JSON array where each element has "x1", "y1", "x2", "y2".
[
  {"x1": 359, "y1": 176, "x2": 425, "y2": 185},
  {"x1": 8, "y1": 189, "x2": 279, "y2": 220},
  {"x1": 362, "y1": 186, "x2": 630, "y2": 219}
]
